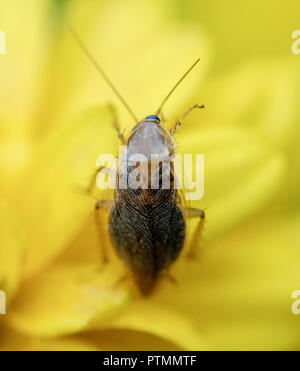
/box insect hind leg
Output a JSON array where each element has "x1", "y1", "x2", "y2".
[
  {"x1": 94, "y1": 199, "x2": 113, "y2": 264},
  {"x1": 183, "y1": 207, "x2": 205, "y2": 260}
]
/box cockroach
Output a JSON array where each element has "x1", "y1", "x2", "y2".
[{"x1": 69, "y1": 28, "x2": 205, "y2": 295}]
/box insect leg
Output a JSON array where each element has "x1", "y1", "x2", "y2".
[
  {"x1": 183, "y1": 207, "x2": 205, "y2": 260},
  {"x1": 95, "y1": 199, "x2": 113, "y2": 210},
  {"x1": 108, "y1": 104, "x2": 126, "y2": 144},
  {"x1": 86, "y1": 166, "x2": 116, "y2": 195},
  {"x1": 171, "y1": 104, "x2": 205, "y2": 136},
  {"x1": 94, "y1": 199, "x2": 113, "y2": 264},
  {"x1": 162, "y1": 271, "x2": 178, "y2": 285}
]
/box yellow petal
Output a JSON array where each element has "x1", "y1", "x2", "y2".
[
  {"x1": 16, "y1": 106, "x2": 117, "y2": 278},
  {"x1": 0, "y1": 198, "x2": 25, "y2": 300},
  {"x1": 0, "y1": 326, "x2": 100, "y2": 351},
  {"x1": 196, "y1": 59, "x2": 300, "y2": 147},
  {"x1": 0, "y1": 0, "x2": 47, "y2": 126},
  {"x1": 7, "y1": 259, "x2": 129, "y2": 338},
  {"x1": 78, "y1": 328, "x2": 181, "y2": 351},
  {"x1": 152, "y1": 212, "x2": 300, "y2": 350},
  {"x1": 178, "y1": 127, "x2": 285, "y2": 241},
  {"x1": 97, "y1": 302, "x2": 206, "y2": 351},
  {"x1": 203, "y1": 214, "x2": 300, "y2": 349}
]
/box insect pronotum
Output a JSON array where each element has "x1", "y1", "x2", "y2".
[{"x1": 69, "y1": 27, "x2": 205, "y2": 296}]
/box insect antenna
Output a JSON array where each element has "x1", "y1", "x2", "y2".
[
  {"x1": 155, "y1": 58, "x2": 200, "y2": 116},
  {"x1": 68, "y1": 26, "x2": 139, "y2": 123}
]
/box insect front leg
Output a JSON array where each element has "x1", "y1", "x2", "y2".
[
  {"x1": 183, "y1": 207, "x2": 205, "y2": 260},
  {"x1": 94, "y1": 199, "x2": 114, "y2": 264},
  {"x1": 171, "y1": 104, "x2": 205, "y2": 136}
]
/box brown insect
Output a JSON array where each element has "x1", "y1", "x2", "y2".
[{"x1": 70, "y1": 28, "x2": 205, "y2": 296}]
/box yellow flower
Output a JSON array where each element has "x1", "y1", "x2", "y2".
[{"x1": 0, "y1": 0, "x2": 300, "y2": 351}]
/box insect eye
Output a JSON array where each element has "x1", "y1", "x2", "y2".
[{"x1": 145, "y1": 115, "x2": 160, "y2": 122}]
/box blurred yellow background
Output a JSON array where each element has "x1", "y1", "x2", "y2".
[{"x1": 0, "y1": 0, "x2": 300, "y2": 350}]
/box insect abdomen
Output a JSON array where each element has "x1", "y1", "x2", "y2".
[{"x1": 108, "y1": 191, "x2": 185, "y2": 295}]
